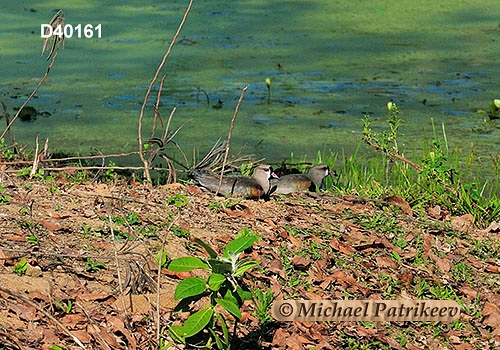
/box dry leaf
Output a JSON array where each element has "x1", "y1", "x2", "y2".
[
  {"x1": 0, "y1": 247, "x2": 8, "y2": 266},
  {"x1": 428, "y1": 205, "x2": 442, "y2": 219},
  {"x1": 466, "y1": 256, "x2": 484, "y2": 269},
  {"x1": 399, "y1": 268, "x2": 413, "y2": 288},
  {"x1": 422, "y1": 233, "x2": 432, "y2": 254},
  {"x1": 459, "y1": 283, "x2": 478, "y2": 300},
  {"x1": 97, "y1": 328, "x2": 120, "y2": 348},
  {"x1": 9, "y1": 303, "x2": 37, "y2": 322},
  {"x1": 288, "y1": 234, "x2": 303, "y2": 248},
  {"x1": 481, "y1": 302, "x2": 500, "y2": 327},
  {"x1": 40, "y1": 220, "x2": 67, "y2": 232},
  {"x1": 481, "y1": 221, "x2": 500, "y2": 234},
  {"x1": 430, "y1": 253, "x2": 451, "y2": 273},
  {"x1": 271, "y1": 328, "x2": 290, "y2": 348},
  {"x1": 60, "y1": 314, "x2": 86, "y2": 329},
  {"x1": 385, "y1": 195, "x2": 413, "y2": 216},
  {"x1": 485, "y1": 265, "x2": 500, "y2": 273},
  {"x1": 451, "y1": 214, "x2": 474, "y2": 233},
  {"x1": 161, "y1": 183, "x2": 185, "y2": 191},
  {"x1": 329, "y1": 237, "x2": 356, "y2": 255},
  {"x1": 375, "y1": 256, "x2": 398, "y2": 269},
  {"x1": 331, "y1": 270, "x2": 357, "y2": 289},
  {"x1": 223, "y1": 205, "x2": 254, "y2": 219},
  {"x1": 291, "y1": 255, "x2": 310, "y2": 270},
  {"x1": 71, "y1": 330, "x2": 93, "y2": 344}
]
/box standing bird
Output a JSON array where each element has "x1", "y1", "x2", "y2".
[
  {"x1": 190, "y1": 164, "x2": 277, "y2": 199},
  {"x1": 271, "y1": 164, "x2": 330, "y2": 194}
]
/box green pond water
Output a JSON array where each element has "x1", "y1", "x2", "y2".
[{"x1": 1, "y1": 0, "x2": 500, "y2": 174}]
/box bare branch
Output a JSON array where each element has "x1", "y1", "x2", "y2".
[{"x1": 137, "y1": 0, "x2": 194, "y2": 182}]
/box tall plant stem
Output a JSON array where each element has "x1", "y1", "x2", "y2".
[
  {"x1": 216, "y1": 85, "x2": 249, "y2": 195},
  {"x1": 137, "y1": 0, "x2": 194, "y2": 182}
]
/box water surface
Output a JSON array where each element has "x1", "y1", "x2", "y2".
[{"x1": 1, "y1": 0, "x2": 499, "y2": 172}]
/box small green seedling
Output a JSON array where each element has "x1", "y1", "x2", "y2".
[
  {"x1": 167, "y1": 232, "x2": 260, "y2": 349},
  {"x1": 14, "y1": 258, "x2": 28, "y2": 275},
  {"x1": 86, "y1": 258, "x2": 107, "y2": 272}
]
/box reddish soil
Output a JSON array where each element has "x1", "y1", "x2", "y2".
[{"x1": 0, "y1": 173, "x2": 499, "y2": 349}]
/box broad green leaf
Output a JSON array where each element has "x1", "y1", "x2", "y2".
[
  {"x1": 224, "y1": 288, "x2": 240, "y2": 306},
  {"x1": 208, "y1": 258, "x2": 233, "y2": 274},
  {"x1": 211, "y1": 328, "x2": 225, "y2": 350},
  {"x1": 168, "y1": 325, "x2": 186, "y2": 344},
  {"x1": 167, "y1": 257, "x2": 209, "y2": 272},
  {"x1": 194, "y1": 237, "x2": 218, "y2": 258},
  {"x1": 215, "y1": 298, "x2": 242, "y2": 319},
  {"x1": 182, "y1": 307, "x2": 214, "y2": 338},
  {"x1": 216, "y1": 312, "x2": 229, "y2": 345},
  {"x1": 174, "y1": 277, "x2": 207, "y2": 300},
  {"x1": 223, "y1": 235, "x2": 258, "y2": 258},
  {"x1": 208, "y1": 273, "x2": 226, "y2": 291},
  {"x1": 234, "y1": 260, "x2": 260, "y2": 277},
  {"x1": 235, "y1": 285, "x2": 253, "y2": 301}
]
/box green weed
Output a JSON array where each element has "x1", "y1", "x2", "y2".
[
  {"x1": 86, "y1": 258, "x2": 107, "y2": 272},
  {"x1": 167, "y1": 232, "x2": 260, "y2": 348}
]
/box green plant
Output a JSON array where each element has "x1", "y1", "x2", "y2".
[
  {"x1": 207, "y1": 200, "x2": 224, "y2": 212},
  {"x1": 126, "y1": 212, "x2": 141, "y2": 225},
  {"x1": 105, "y1": 161, "x2": 116, "y2": 182},
  {"x1": 85, "y1": 257, "x2": 107, "y2": 272},
  {"x1": 0, "y1": 138, "x2": 15, "y2": 160},
  {"x1": 16, "y1": 167, "x2": 32, "y2": 177},
  {"x1": 167, "y1": 193, "x2": 189, "y2": 208},
  {"x1": 14, "y1": 258, "x2": 28, "y2": 275},
  {"x1": 0, "y1": 186, "x2": 11, "y2": 204},
  {"x1": 171, "y1": 225, "x2": 189, "y2": 238},
  {"x1": 166, "y1": 232, "x2": 260, "y2": 349},
  {"x1": 54, "y1": 299, "x2": 73, "y2": 314},
  {"x1": 27, "y1": 235, "x2": 39, "y2": 245},
  {"x1": 157, "y1": 247, "x2": 169, "y2": 268},
  {"x1": 363, "y1": 101, "x2": 402, "y2": 155},
  {"x1": 252, "y1": 287, "x2": 276, "y2": 326},
  {"x1": 451, "y1": 261, "x2": 474, "y2": 283},
  {"x1": 81, "y1": 225, "x2": 95, "y2": 237}
]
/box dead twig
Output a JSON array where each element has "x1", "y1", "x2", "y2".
[
  {"x1": 0, "y1": 285, "x2": 86, "y2": 350},
  {"x1": 137, "y1": 0, "x2": 194, "y2": 182},
  {"x1": 361, "y1": 135, "x2": 423, "y2": 172},
  {"x1": 217, "y1": 85, "x2": 249, "y2": 195},
  {"x1": 108, "y1": 214, "x2": 130, "y2": 328},
  {"x1": 0, "y1": 9, "x2": 65, "y2": 141}
]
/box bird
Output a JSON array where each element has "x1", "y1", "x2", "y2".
[
  {"x1": 271, "y1": 164, "x2": 330, "y2": 194},
  {"x1": 190, "y1": 164, "x2": 277, "y2": 199}
]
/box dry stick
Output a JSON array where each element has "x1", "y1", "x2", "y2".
[
  {"x1": 0, "y1": 285, "x2": 86, "y2": 350},
  {"x1": 152, "y1": 75, "x2": 168, "y2": 138},
  {"x1": 0, "y1": 151, "x2": 141, "y2": 166},
  {"x1": 108, "y1": 215, "x2": 130, "y2": 328},
  {"x1": 0, "y1": 166, "x2": 169, "y2": 174},
  {"x1": 362, "y1": 136, "x2": 458, "y2": 194},
  {"x1": 362, "y1": 137, "x2": 423, "y2": 172},
  {"x1": 30, "y1": 135, "x2": 40, "y2": 176},
  {"x1": 0, "y1": 16, "x2": 63, "y2": 140},
  {"x1": 0, "y1": 330, "x2": 24, "y2": 350},
  {"x1": 216, "y1": 85, "x2": 249, "y2": 195},
  {"x1": 74, "y1": 301, "x2": 112, "y2": 350},
  {"x1": 137, "y1": 0, "x2": 194, "y2": 182}
]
